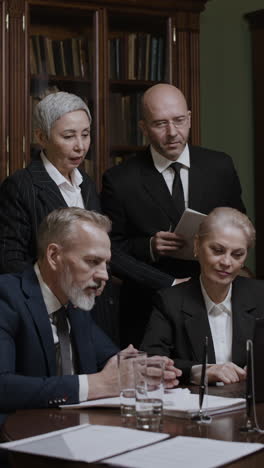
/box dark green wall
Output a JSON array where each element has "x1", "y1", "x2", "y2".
[{"x1": 200, "y1": 0, "x2": 264, "y2": 271}]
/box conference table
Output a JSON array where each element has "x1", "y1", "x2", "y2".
[{"x1": 1, "y1": 384, "x2": 264, "y2": 467}]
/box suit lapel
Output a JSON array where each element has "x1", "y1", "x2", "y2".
[
  {"x1": 141, "y1": 150, "x2": 182, "y2": 228},
  {"x1": 22, "y1": 268, "x2": 57, "y2": 376},
  {"x1": 182, "y1": 281, "x2": 216, "y2": 363},
  {"x1": 231, "y1": 278, "x2": 257, "y2": 365},
  {"x1": 28, "y1": 157, "x2": 94, "y2": 212},
  {"x1": 27, "y1": 158, "x2": 67, "y2": 209}
]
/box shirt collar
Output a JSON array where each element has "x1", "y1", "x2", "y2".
[
  {"x1": 199, "y1": 276, "x2": 232, "y2": 316},
  {"x1": 34, "y1": 263, "x2": 62, "y2": 316},
  {"x1": 151, "y1": 144, "x2": 190, "y2": 174},
  {"x1": 40, "y1": 151, "x2": 83, "y2": 188}
]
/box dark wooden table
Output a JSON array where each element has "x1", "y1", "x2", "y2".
[{"x1": 1, "y1": 384, "x2": 264, "y2": 467}]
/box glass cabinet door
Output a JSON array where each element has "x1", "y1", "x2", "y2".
[
  {"x1": 107, "y1": 10, "x2": 168, "y2": 167},
  {"x1": 28, "y1": 3, "x2": 96, "y2": 179}
]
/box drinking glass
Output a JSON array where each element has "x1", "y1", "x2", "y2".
[
  {"x1": 117, "y1": 350, "x2": 146, "y2": 419},
  {"x1": 134, "y1": 357, "x2": 165, "y2": 431}
]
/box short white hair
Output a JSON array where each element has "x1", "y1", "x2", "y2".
[{"x1": 34, "y1": 91, "x2": 91, "y2": 137}]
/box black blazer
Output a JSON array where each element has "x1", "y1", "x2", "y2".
[
  {"x1": 102, "y1": 145, "x2": 246, "y2": 278},
  {"x1": 141, "y1": 277, "x2": 264, "y2": 383},
  {"x1": 0, "y1": 156, "x2": 100, "y2": 273}
]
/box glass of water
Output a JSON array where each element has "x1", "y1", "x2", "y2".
[
  {"x1": 134, "y1": 357, "x2": 165, "y2": 431},
  {"x1": 117, "y1": 350, "x2": 146, "y2": 419}
]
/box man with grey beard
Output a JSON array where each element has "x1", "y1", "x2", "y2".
[{"x1": 0, "y1": 207, "x2": 181, "y2": 412}]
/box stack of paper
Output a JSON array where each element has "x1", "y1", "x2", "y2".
[
  {"x1": 163, "y1": 388, "x2": 246, "y2": 418},
  {"x1": 61, "y1": 388, "x2": 246, "y2": 419}
]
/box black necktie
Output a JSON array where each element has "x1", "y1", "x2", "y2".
[
  {"x1": 53, "y1": 306, "x2": 73, "y2": 376},
  {"x1": 170, "y1": 162, "x2": 185, "y2": 217}
]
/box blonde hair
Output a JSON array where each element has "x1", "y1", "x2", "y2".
[{"x1": 197, "y1": 207, "x2": 255, "y2": 248}]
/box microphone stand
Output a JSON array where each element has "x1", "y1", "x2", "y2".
[
  {"x1": 240, "y1": 339, "x2": 264, "y2": 433},
  {"x1": 192, "y1": 336, "x2": 212, "y2": 424}
]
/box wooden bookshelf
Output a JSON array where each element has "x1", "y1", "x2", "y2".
[{"x1": 0, "y1": 0, "x2": 209, "y2": 188}]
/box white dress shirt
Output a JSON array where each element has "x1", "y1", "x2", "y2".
[
  {"x1": 151, "y1": 144, "x2": 190, "y2": 208},
  {"x1": 40, "y1": 152, "x2": 85, "y2": 208},
  {"x1": 34, "y1": 263, "x2": 88, "y2": 402},
  {"x1": 200, "y1": 279, "x2": 233, "y2": 364}
]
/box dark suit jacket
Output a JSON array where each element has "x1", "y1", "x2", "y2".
[
  {"x1": 101, "y1": 145, "x2": 246, "y2": 347},
  {"x1": 102, "y1": 145, "x2": 245, "y2": 279},
  {"x1": 0, "y1": 156, "x2": 100, "y2": 273},
  {"x1": 0, "y1": 268, "x2": 118, "y2": 412},
  {"x1": 141, "y1": 277, "x2": 264, "y2": 383}
]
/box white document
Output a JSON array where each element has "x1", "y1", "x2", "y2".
[
  {"x1": 173, "y1": 208, "x2": 206, "y2": 260},
  {"x1": 0, "y1": 424, "x2": 168, "y2": 463},
  {"x1": 106, "y1": 436, "x2": 263, "y2": 468},
  {"x1": 61, "y1": 388, "x2": 245, "y2": 418},
  {"x1": 163, "y1": 388, "x2": 245, "y2": 418},
  {"x1": 61, "y1": 396, "x2": 121, "y2": 409}
]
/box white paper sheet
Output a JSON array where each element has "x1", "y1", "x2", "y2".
[
  {"x1": 107, "y1": 436, "x2": 263, "y2": 468},
  {"x1": 173, "y1": 208, "x2": 206, "y2": 260},
  {"x1": 0, "y1": 424, "x2": 168, "y2": 463}
]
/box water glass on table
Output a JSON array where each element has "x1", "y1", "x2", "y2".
[
  {"x1": 117, "y1": 350, "x2": 147, "y2": 419},
  {"x1": 134, "y1": 357, "x2": 165, "y2": 431}
]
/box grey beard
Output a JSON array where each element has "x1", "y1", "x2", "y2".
[
  {"x1": 68, "y1": 286, "x2": 96, "y2": 311},
  {"x1": 59, "y1": 266, "x2": 100, "y2": 311}
]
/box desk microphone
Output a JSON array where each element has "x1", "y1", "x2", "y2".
[{"x1": 192, "y1": 336, "x2": 211, "y2": 424}]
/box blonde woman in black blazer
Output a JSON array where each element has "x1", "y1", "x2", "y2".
[{"x1": 142, "y1": 207, "x2": 264, "y2": 384}]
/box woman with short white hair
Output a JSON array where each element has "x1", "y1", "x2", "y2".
[{"x1": 0, "y1": 91, "x2": 97, "y2": 273}]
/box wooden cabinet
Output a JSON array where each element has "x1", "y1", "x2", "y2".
[
  {"x1": 1, "y1": 0, "x2": 208, "y2": 188},
  {"x1": 245, "y1": 10, "x2": 264, "y2": 278}
]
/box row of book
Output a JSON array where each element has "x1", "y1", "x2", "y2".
[
  {"x1": 30, "y1": 35, "x2": 92, "y2": 78},
  {"x1": 109, "y1": 32, "x2": 165, "y2": 81},
  {"x1": 30, "y1": 32, "x2": 164, "y2": 82},
  {"x1": 109, "y1": 92, "x2": 148, "y2": 146}
]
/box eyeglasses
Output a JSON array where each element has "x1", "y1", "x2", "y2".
[{"x1": 151, "y1": 115, "x2": 189, "y2": 130}]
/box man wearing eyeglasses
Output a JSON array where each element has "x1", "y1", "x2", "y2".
[{"x1": 101, "y1": 83, "x2": 245, "y2": 348}]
